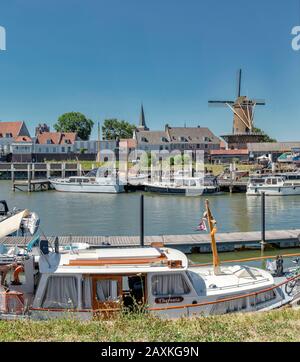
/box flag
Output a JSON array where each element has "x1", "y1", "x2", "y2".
[{"x1": 196, "y1": 218, "x2": 207, "y2": 231}]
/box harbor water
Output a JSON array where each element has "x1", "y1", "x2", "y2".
[{"x1": 1, "y1": 180, "x2": 300, "y2": 267}]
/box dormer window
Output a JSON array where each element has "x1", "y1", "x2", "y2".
[
  {"x1": 141, "y1": 137, "x2": 148, "y2": 143},
  {"x1": 46, "y1": 139, "x2": 52, "y2": 144},
  {"x1": 179, "y1": 136, "x2": 188, "y2": 142},
  {"x1": 5, "y1": 133, "x2": 13, "y2": 138},
  {"x1": 204, "y1": 136, "x2": 212, "y2": 142},
  {"x1": 161, "y1": 137, "x2": 169, "y2": 143},
  {"x1": 0, "y1": 133, "x2": 2, "y2": 138}
]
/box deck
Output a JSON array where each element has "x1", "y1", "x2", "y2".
[{"x1": 1, "y1": 229, "x2": 300, "y2": 253}]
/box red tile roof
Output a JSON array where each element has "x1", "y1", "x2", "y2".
[
  {"x1": 14, "y1": 136, "x2": 32, "y2": 142},
  {"x1": 36, "y1": 132, "x2": 77, "y2": 145},
  {"x1": 210, "y1": 149, "x2": 249, "y2": 155},
  {"x1": 0, "y1": 121, "x2": 24, "y2": 138},
  {"x1": 120, "y1": 138, "x2": 137, "y2": 148}
]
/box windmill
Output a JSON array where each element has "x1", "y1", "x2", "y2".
[{"x1": 208, "y1": 69, "x2": 266, "y2": 148}]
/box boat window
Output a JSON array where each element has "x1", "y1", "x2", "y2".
[
  {"x1": 186, "y1": 271, "x2": 206, "y2": 296},
  {"x1": 42, "y1": 276, "x2": 78, "y2": 309},
  {"x1": 82, "y1": 277, "x2": 92, "y2": 309},
  {"x1": 96, "y1": 279, "x2": 118, "y2": 302},
  {"x1": 272, "y1": 179, "x2": 277, "y2": 185},
  {"x1": 266, "y1": 179, "x2": 272, "y2": 185},
  {"x1": 249, "y1": 290, "x2": 276, "y2": 306},
  {"x1": 152, "y1": 273, "x2": 190, "y2": 296},
  {"x1": 211, "y1": 296, "x2": 247, "y2": 315}
]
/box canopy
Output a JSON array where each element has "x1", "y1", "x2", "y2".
[{"x1": 0, "y1": 210, "x2": 29, "y2": 238}]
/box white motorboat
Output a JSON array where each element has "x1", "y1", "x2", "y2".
[
  {"x1": 50, "y1": 168, "x2": 125, "y2": 193},
  {"x1": 144, "y1": 176, "x2": 219, "y2": 196},
  {"x1": 1, "y1": 200, "x2": 299, "y2": 320},
  {"x1": 247, "y1": 176, "x2": 300, "y2": 196},
  {"x1": 0, "y1": 201, "x2": 40, "y2": 237}
]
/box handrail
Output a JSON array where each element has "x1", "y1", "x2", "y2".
[{"x1": 189, "y1": 252, "x2": 300, "y2": 267}]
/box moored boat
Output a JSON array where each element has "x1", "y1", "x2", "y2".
[
  {"x1": 247, "y1": 176, "x2": 300, "y2": 196},
  {"x1": 49, "y1": 168, "x2": 125, "y2": 193},
  {"x1": 1, "y1": 201, "x2": 299, "y2": 320}
]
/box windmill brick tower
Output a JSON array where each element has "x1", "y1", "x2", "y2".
[{"x1": 209, "y1": 69, "x2": 265, "y2": 149}]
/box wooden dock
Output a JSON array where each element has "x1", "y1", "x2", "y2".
[
  {"x1": 12, "y1": 179, "x2": 52, "y2": 192},
  {"x1": 1, "y1": 229, "x2": 300, "y2": 253}
]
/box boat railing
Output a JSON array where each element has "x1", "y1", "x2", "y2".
[{"x1": 204, "y1": 277, "x2": 271, "y2": 292}]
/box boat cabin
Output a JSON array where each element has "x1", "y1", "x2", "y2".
[{"x1": 249, "y1": 176, "x2": 285, "y2": 187}]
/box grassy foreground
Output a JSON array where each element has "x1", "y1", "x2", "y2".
[{"x1": 1, "y1": 308, "x2": 300, "y2": 342}]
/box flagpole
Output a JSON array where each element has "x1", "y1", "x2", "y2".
[{"x1": 205, "y1": 199, "x2": 221, "y2": 275}]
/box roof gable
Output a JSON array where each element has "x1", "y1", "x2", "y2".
[
  {"x1": 0, "y1": 121, "x2": 25, "y2": 139},
  {"x1": 36, "y1": 132, "x2": 77, "y2": 145}
]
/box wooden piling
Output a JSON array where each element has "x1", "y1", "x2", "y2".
[{"x1": 11, "y1": 164, "x2": 15, "y2": 191}]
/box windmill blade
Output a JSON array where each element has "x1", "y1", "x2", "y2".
[
  {"x1": 236, "y1": 69, "x2": 242, "y2": 98},
  {"x1": 251, "y1": 98, "x2": 266, "y2": 105},
  {"x1": 208, "y1": 100, "x2": 234, "y2": 107}
]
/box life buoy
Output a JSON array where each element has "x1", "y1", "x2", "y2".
[{"x1": 12, "y1": 265, "x2": 24, "y2": 285}]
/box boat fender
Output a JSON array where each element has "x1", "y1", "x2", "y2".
[{"x1": 11, "y1": 265, "x2": 24, "y2": 285}]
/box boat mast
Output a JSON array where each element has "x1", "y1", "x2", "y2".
[{"x1": 205, "y1": 200, "x2": 221, "y2": 275}]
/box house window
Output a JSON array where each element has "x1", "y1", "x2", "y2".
[
  {"x1": 46, "y1": 139, "x2": 52, "y2": 144},
  {"x1": 61, "y1": 147, "x2": 65, "y2": 152}
]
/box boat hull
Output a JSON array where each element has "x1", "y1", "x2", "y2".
[
  {"x1": 50, "y1": 181, "x2": 124, "y2": 193},
  {"x1": 247, "y1": 185, "x2": 300, "y2": 196},
  {"x1": 144, "y1": 184, "x2": 218, "y2": 195}
]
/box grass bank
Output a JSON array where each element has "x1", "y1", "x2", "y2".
[{"x1": 1, "y1": 308, "x2": 300, "y2": 342}]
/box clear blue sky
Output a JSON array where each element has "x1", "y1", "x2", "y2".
[{"x1": 0, "y1": 0, "x2": 300, "y2": 140}]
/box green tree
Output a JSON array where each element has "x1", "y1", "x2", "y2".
[
  {"x1": 253, "y1": 127, "x2": 276, "y2": 143},
  {"x1": 54, "y1": 112, "x2": 94, "y2": 140},
  {"x1": 102, "y1": 119, "x2": 136, "y2": 140}
]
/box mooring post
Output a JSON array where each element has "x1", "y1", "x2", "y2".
[
  {"x1": 32, "y1": 163, "x2": 35, "y2": 180},
  {"x1": 261, "y1": 192, "x2": 266, "y2": 252},
  {"x1": 62, "y1": 163, "x2": 66, "y2": 178},
  {"x1": 27, "y1": 163, "x2": 32, "y2": 192},
  {"x1": 46, "y1": 163, "x2": 51, "y2": 178},
  {"x1": 11, "y1": 163, "x2": 15, "y2": 191},
  {"x1": 140, "y1": 194, "x2": 144, "y2": 247}
]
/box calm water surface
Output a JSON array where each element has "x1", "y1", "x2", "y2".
[{"x1": 1, "y1": 180, "x2": 299, "y2": 236}]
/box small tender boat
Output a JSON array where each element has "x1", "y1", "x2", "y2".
[
  {"x1": 247, "y1": 176, "x2": 300, "y2": 196},
  {"x1": 0, "y1": 201, "x2": 40, "y2": 238},
  {"x1": 1, "y1": 201, "x2": 299, "y2": 320},
  {"x1": 49, "y1": 168, "x2": 125, "y2": 193}
]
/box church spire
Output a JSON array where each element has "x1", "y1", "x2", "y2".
[{"x1": 138, "y1": 104, "x2": 149, "y2": 130}]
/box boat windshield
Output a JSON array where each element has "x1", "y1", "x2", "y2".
[{"x1": 186, "y1": 270, "x2": 206, "y2": 296}]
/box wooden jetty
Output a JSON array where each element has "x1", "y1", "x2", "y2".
[
  {"x1": 0, "y1": 162, "x2": 85, "y2": 192},
  {"x1": 12, "y1": 179, "x2": 52, "y2": 192},
  {"x1": 1, "y1": 229, "x2": 300, "y2": 253}
]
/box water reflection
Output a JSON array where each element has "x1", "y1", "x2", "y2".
[{"x1": 0, "y1": 181, "x2": 300, "y2": 236}]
